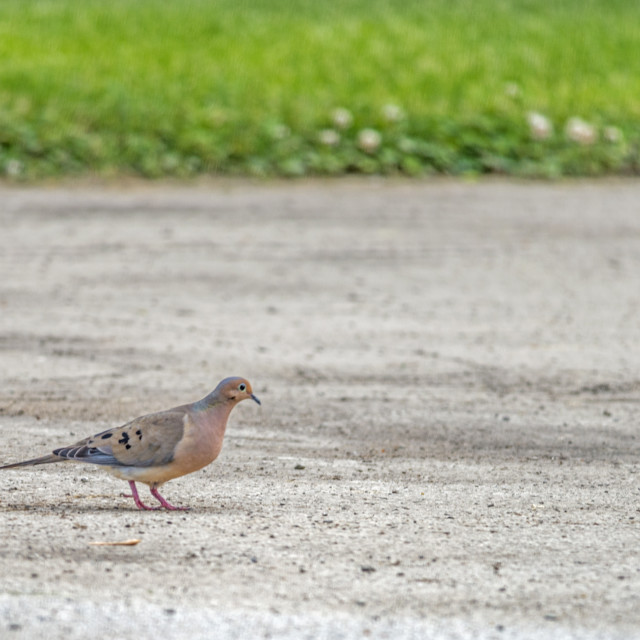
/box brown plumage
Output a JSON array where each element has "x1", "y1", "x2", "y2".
[{"x1": 0, "y1": 377, "x2": 260, "y2": 510}]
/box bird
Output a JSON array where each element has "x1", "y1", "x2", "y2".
[{"x1": 0, "y1": 376, "x2": 260, "y2": 511}]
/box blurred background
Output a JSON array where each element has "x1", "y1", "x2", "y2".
[{"x1": 1, "y1": 0, "x2": 639, "y2": 180}]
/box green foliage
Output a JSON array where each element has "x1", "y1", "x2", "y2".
[{"x1": 0, "y1": 0, "x2": 639, "y2": 178}]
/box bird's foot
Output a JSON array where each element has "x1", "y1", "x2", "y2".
[
  {"x1": 126, "y1": 481, "x2": 161, "y2": 510},
  {"x1": 135, "y1": 500, "x2": 161, "y2": 511},
  {"x1": 150, "y1": 487, "x2": 189, "y2": 511}
]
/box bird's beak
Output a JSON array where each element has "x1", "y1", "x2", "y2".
[{"x1": 251, "y1": 393, "x2": 261, "y2": 406}]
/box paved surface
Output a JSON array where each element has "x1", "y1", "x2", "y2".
[{"x1": 0, "y1": 179, "x2": 639, "y2": 639}]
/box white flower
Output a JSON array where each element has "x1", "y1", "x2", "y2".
[
  {"x1": 331, "y1": 107, "x2": 353, "y2": 130},
  {"x1": 5, "y1": 159, "x2": 23, "y2": 177},
  {"x1": 527, "y1": 112, "x2": 553, "y2": 140},
  {"x1": 504, "y1": 82, "x2": 521, "y2": 98},
  {"x1": 357, "y1": 128, "x2": 382, "y2": 153},
  {"x1": 603, "y1": 126, "x2": 623, "y2": 144},
  {"x1": 318, "y1": 129, "x2": 340, "y2": 146},
  {"x1": 381, "y1": 103, "x2": 404, "y2": 123},
  {"x1": 565, "y1": 117, "x2": 597, "y2": 145}
]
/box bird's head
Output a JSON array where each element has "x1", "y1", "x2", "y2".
[{"x1": 217, "y1": 377, "x2": 261, "y2": 405}]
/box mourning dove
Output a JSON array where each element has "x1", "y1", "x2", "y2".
[{"x1": 0, "y1": 376, "x2": 260, "y2": 510}]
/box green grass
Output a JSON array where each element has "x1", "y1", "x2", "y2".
[{"x1": 1, "y1": 0, "x2": 639, "y2": 178}]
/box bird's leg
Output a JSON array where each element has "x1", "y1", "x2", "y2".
[
  {"x1": 127, "y1": 481, "x2": 159, "y2": 510},
  {"x1": 150, "y1": 486, "x2": 189, "y2": 511}
]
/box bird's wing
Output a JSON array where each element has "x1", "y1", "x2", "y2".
[{"x1": 53, "y1": 409, "x2": 188, "y2": 468}]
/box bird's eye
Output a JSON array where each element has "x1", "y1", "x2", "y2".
[{"x1": 238, "y1": 383, "x2": 247, "y2": 392}]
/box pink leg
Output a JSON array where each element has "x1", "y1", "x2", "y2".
[
  {"x1": 127, "y1": 481, "x2": 159, "y2": 511},
  {"x1": 150, "y1": 486, "x2": 189, "y2": 511}
]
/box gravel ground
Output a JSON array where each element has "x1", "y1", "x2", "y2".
[{"x1": 0, "y1": 179, "x2": 639, "y2": 639}]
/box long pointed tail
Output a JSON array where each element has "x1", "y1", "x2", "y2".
[{"x1": 0, "y1": 454, "x2": 64, "y2": 469}]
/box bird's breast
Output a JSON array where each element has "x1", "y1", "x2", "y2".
[{"x1": 170, "y1": 409, "x2": 229, "y2": 469}]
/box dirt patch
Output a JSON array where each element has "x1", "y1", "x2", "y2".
[{"x1": 1, "y1": 179, "x2": 639, "y2": 639}]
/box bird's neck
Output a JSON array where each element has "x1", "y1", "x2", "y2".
[
  {"x1": 194, "y1": 391, "x2": 230, "y2": 410},
  {"x1": 194, "y1": 397, "x2": 235, "y2": 426}
]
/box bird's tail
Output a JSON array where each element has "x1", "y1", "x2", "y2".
[{"x1": 0, "y1": 454, "x2": 64, "y2": 469}]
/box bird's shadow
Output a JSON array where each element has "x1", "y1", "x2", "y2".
[{"x1": 0, "y1": 500, "x2": 222, "y2": 514}]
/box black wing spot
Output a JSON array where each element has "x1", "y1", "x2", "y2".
[
  {"x1": 101, "y1": 433, "x2": 113, "y2": 440},
  {"x1": 125, "y1": 444, "x2": 132, "y2": 450},
  {"x1": 88, "y1": 447, "x2": 98, "y2": 454},
  {"x1": 118, "y1": 432, "x2": 130, "y2": 445}
]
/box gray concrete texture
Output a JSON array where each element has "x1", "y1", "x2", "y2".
[{"x1": 0, "y1": 179, "x2": 639, "y2": 639}]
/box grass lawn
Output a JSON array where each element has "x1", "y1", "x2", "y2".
[{"x1": 1, "y1": 0, "x2": 639, "y2": 178}]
